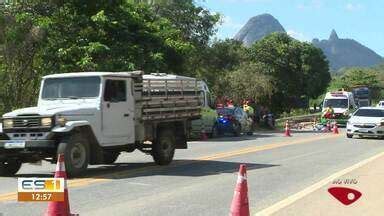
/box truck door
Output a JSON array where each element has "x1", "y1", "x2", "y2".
[{"x1": 102, "y1": 78, "x2": 135, "y2": 145}]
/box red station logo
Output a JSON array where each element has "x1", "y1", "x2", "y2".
[{"x1": 328, "y1": 187, "x2": 362, "y2": 205}]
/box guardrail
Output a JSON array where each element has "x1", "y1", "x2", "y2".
[
  {"x1": 276, "y1": 113, "x2": 321, "y2": 122},
  {"x1": 276, "y1": 113, "x2": 322, "y2": 130}
]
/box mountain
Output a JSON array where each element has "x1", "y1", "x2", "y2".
[
  {"x1": 234, "y1": 13, "x2": 285, "y2": 47},
  {"x1": 312, "y1": 30, "x2": 383, "y2": 71}
]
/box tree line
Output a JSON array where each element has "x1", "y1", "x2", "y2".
[
  {"x1": 0, "y1": 0, "x2": 331, "y2": 115},
  {"x1": 320, "y1": 66, "x2": 384, "y2": 104}
]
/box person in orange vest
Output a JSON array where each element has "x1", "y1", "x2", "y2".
[
  {"x1": 322, "y1": 106, "x2": 334, "y2": 119},
  {"x1": 227, "y1": 99, "x2": 234, "y2": 108}
]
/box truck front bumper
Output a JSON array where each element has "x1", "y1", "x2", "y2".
[
  {"x1": 0, "y1": 140, "x2": 56, "y2": 162},
  {"x1": 0, "y1": 140, "x2": 55, "y2": 149}
]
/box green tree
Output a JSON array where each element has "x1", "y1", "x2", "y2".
[
  {"x1": 197, "y1": 39, "x2": 247, "y2": 90},
  {"x1": 0, "y1": 2, "x2": 48, "y2": 112},
  {"x1": 248, "y1": 33, "x2": 330, "y2": 112},
  {"x1": 327, "y1": 67, "x2": 384, "y2": 102},
  {"x1": 40, "y1": 1, "x2": 194, "y2": 73},
  {"x1": 0, "y1": 0, "x2": 215, "y2": 113},
  {"x1": 220, "y1": 62, "x2": 276, "y2": 104}
]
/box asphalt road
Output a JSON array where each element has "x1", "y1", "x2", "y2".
[{"x1": 0, "y1": 130, "x2": 383, "y2": 216}]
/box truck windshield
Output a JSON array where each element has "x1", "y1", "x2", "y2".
[
  {"x1": 323, "y1": 99, "x2": 348, "y2": 108},
  {"x1": 354, "y1": 109, "x2": 384, "y2": 117},
  {"x1": 42, "y1": 76, "x2": 101, "y2": 99}
]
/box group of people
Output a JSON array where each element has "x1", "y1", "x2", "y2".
[{"x1": 216, "y1": 97, "x2": 275, "y2": 128}]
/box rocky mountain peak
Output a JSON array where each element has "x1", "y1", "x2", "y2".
[
  {"x1": 329, "y1": 29, "x2": 339, "y2": 41},
  {"x1": 234, "y1": 13, "x2": 286, "y2": 47}
]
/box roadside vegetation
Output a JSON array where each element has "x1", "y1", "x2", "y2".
[
  {"x1": 0, "y1": 0, "x2": 335, "y2": 116},
  {"x1": 311, "y1": 66, "x2": 384, "y2": 107}
]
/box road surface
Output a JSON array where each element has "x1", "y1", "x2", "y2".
[{"x1": 0, "y1": 130, "x2": 383, "y2": 216}]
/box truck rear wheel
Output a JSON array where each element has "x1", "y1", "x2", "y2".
[
  {"x1": 57, "y1": 133, "x2": 89, "y2": 177},
  {"x1": 152, "y1": 129, "x2": 175, "y2": 165},
  {"x1": 0, "y1": 159, "x2": 22, "y2": 176}
]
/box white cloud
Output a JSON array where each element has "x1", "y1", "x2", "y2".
[
  {"x1": 345, "y1": 3, "x2": 363, "y2": 12},
  {"x1": 287, "y1": 29, "x2": 311, "y2": 42},
  {"x1": 220, "y1": 15, "x2": 243, "y2": 30},
  {"x1": 297, "y1": 0, "x2": 323, "y2": 10}
]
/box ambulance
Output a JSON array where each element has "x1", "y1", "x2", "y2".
[{"x1": 322, "y1": 91, "x2": 357, "y2": 126}]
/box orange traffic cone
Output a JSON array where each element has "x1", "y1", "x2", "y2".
[
  {"x1": 284, "y1": 121, "x2": 291, "y2": 137},
  {"x1": 45, "y1": 154, "x2": 77, "y2": 216},
  {"x1": 230, "y1": 164, "x2": 250, "y2": 216},
  {"x1": 333, "y1": 122, "x2": 339, "y2": 134},
  {"x1": 326, "y1": 121, "x2": 331, "y2": 133}
]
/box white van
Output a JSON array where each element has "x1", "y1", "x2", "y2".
[{"x1": 322, "y1": 91, "x2": 357, "y2": 125}]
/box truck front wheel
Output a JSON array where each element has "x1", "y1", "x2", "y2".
[
  {"x1": 152, "y1": 129, "x2": 175, "y2": 165},
  {"x1": 57, "y1": 133, "x2": 89, "y2": 177},
  {"x1": 0, "y1": 159, "x2": 22, "y2": 176}
]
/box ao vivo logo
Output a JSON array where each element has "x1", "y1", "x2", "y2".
[
  {"x1": 18, "y1": 178, "x2": 64, "y2": 202},
  {"x1": 328, "y1": 187, "x2": 362, "y2": 205}
]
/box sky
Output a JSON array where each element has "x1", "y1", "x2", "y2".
[{"x1": 199, "y1": 0, "x2": 384, "y2": 56}]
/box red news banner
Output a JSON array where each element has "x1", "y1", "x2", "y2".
[{"x1": 17, "y1": 178, "x2": 64, "y2": 202}]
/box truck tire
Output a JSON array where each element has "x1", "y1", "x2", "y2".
[
  {"x1": 152, "y1": 129, "x2": 175, "y2": 165},
  {"x1": 57, "y1": 133, "x2": 89, "y2": 177},
  {"x1": 103, "y1": 151, "x2": 120, "y2": 164},
  {"x1": 346, "y1": 134, "x2": 353, "y2": 138},
  {"x1": 0, "y1": 159, "x2": 22, "y2": 176}
]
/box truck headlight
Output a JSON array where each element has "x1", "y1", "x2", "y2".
[
  {"x1": 57, "y1": 117, "x2": 67, "y2": 127},
  {"x1": 3, "y1": 119, "x2": 13, "y2": 129},
  {"x1": 41, "y1": 117, "x2": 52, "y2": 127}
]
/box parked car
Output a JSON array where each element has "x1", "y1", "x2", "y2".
[
  {"x1": 346, "y1": 107, "x2": 384, "y2": 139},
  {"x1": 213, "y1": 107, "x2": 253, "y2": 137}
]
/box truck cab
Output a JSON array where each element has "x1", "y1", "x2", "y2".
[{"x1": 0, "y1": 71, "x2": 201, "y2": 176}]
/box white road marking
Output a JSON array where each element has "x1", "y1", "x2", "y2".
[
  {"x1": 126, "y1": 182, "x2": 151, "y2": 186},
  {"x1": 255, "y1": 151, "x2": 384, "y2": 216}
]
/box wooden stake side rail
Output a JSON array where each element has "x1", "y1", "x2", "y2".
[{"x1": 136, "y1": 78, "x2": 202, "y2": 121}]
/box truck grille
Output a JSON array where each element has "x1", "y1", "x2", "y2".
[{"x1": 13, "y1": 117, "x2": 42, "y2": 128}]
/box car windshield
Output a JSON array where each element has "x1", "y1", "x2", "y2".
[
  {"x1": 42, "y1": 76, "x2": 101, "y2": 99},
  {"x1": 324, "y1": 99, "x2": 348, "y2": 108},
  {"x1": 217, "y1": 108, "x2": 234, "y2": 116},
  {"x1": 354, "y1": 109, "x2": 384, "y2": 117}
]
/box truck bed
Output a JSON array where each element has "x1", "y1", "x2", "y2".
[{"x1": 135, "y1": 78, "x2": 202, "y2": 121}]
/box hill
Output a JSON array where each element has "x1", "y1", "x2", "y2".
[
  {"x1": 234, "y1": 13, "x2": 285, "y2": 47},
  {"x1": 312, "y1": 30, "x2": 383, "y2": 71}
]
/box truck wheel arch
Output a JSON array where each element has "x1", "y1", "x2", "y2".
[{"x1": 54, "y1": 125, "x2": 102, "y2": 165}]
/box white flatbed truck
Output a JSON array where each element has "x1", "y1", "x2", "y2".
[{"x1": 0, "y1": 71, "x2": 201, "y2": 177}]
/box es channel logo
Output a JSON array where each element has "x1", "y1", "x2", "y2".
[
  {"x1": 17, "y1": 178, "x2": 64, "y2": 202},
  {"x1": 328, "y1": 178, "x2": 362, "y2": 206}
]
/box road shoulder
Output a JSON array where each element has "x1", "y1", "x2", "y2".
[{"x1": 265, "y1": 150, "x2": 384, "y2": 216}]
